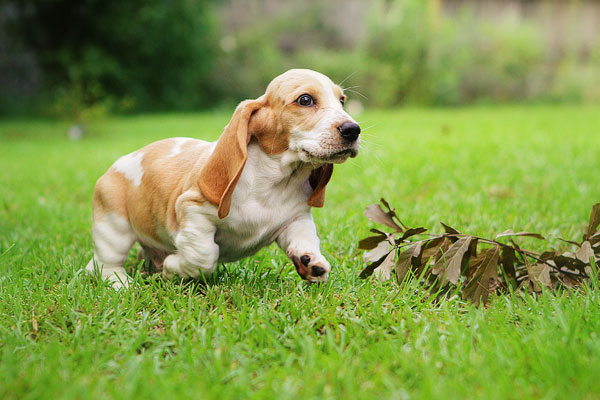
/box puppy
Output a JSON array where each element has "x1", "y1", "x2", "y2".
[{"x1": 85, "y1": 69, "x2": 360, "y2": 288}]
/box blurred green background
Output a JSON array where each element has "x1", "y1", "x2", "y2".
[{"x1": 2, "y1": 0, "x2": 600, "y2": 119}]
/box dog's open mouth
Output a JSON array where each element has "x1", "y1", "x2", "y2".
[
  {"x1": 303, "y1": 148, "x2": 358, "y2": 163},
  {"x1": 327, "y1": 149, "x2": 356, "y2": 159}
]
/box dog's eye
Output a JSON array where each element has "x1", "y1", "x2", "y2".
[
  {"x1": 340, "y1": 97, "x2": 345, "y2": 106},
  {"x1": 296, "y1": 94, "x2": 314, "y2": 107}
]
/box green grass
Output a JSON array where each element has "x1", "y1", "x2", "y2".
[{"x1": 1, "y1": 105, "x2": 600, "y2": 399}]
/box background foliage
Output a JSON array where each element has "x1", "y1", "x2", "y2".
[
  {"x1": 1, "y1": 0, "x2": 218, "y2": 115},
  {"x1": 1, "y1": 0, "x2": 600, "y2": 117}
]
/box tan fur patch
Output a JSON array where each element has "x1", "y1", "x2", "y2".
[{"x1": 93, "y1": 138, "x2": 213, "y2": 246}]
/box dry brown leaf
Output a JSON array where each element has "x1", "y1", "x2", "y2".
[
  {"x1": 359, "y1": 256, "x2": 386, "y2": 279},
  {"x1": 500, "y1": 246, "x2": 517, "y2": 278},
  {"x1": 373, "y1": 250, "x2": 397, "y2": 282},
  {"x1": 420, "y1": 237, "x2": 443, "y2": 261},
  {"x1": 585, "y1": 203, "x2": 600, "y2": 240},
  {"x1": 432, "y1": 236, "x2": 472, "y2": 285},
  {"x1": 395, "y1": 248, "x2": 413, "y2": 285},
  {"x1": 440, "y1": 222, "x2": 461, "y2": 242},
  {"x1": 395, "y1": 242, "x2": 422, "y2": 284},
  {"x1": 462, "y1": 245, "x2": 500, "y2": 306},
  {"x1": 364, "y1": 204, "x2": 403, "y2": 232},
  {"x1": 495, "y1": 230, "x2": 545, "y2": 240},
  {"x1": 575, "y1": 241, "x2": 594, "y2": 263},
  {"x1": 399, "y1": 227, "x2": 427, "y2": 242},
  {"x1": 364, "y1": 240, "x2": 391, "y2": 263},
  {"x1": 358, "y1": 234, "x2": 387, "y2": 250},
  {"x1": 553, "y1": 253, "x2": 587, "y2": 272},
  {"x1": 528, "y1": 263, "x2": 552, "y2": 291},
  {"x1": 589, "y1": 232, "x2": 600, "y2": 246}
]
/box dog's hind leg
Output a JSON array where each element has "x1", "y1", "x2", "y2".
[
  {"x1": 85, "y1": 173, "x2": 137, "y2": 289},
  {"x1": 85, "y1": 212, "x2": 136, "y2": 289}
]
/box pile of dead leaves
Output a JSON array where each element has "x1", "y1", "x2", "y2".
[{"x1": 359, "y1": 199, "x2": 600, "y2": 306}]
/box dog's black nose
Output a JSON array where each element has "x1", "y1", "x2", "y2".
[
  {"x1": 338, "y1": 121, "x2": 361, "y2": 142},
  {"x1": 311, "y1": 266, "x2": 326, "y2": 277}
]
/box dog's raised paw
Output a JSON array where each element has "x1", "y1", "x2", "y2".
[{"x1": 291, "y1": 253, "x2": 330, "y2": 282}]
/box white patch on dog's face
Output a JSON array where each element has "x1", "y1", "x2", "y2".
[
  {"x1": 289, "y1": 110, "x2": 361, "y2": 164},
  {"x1": 112, "y1": 151, "x2": 144, "y2": 186},
  {"x1": 266, "y1": 69, "x2": 360, "y2": 164}
]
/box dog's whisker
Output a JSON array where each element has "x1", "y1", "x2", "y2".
[
  {"x1": 361, "y1": 142, "x2": 383, "y2": 151},
  {"x1": 338, "y1": 71, "x2": 357, "y2": 87},
  {"x1": 345, "y1": 88, "x2": 364, "y2": 94},
  {"x1": 359, "y1": 139, "x2": 383, "y2": 148},
  {"x1": 360, "y1": 124, "x2": 377, "y2": 132},
  {"x1": 359, "y1": 140, "x2": 383, "y2": 149},
  {"x1": 345, "y1": 89, "x2": 368, "y2": 100},
  {"x1": 360, "y1": 133, "x2": 379, "y2": 139},
  {"x1": 358, "y1": 144, "x2": 386, "y2": 167}
]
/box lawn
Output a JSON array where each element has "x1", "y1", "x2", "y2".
[{"x1": 1, "y1": 105, "x2": 599, "y2": 399}]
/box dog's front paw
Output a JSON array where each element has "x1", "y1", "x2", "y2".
[{"x1": 290, "y1": 252, "x2": 331, "y2": 283}]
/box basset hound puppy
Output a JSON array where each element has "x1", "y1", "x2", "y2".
[{"x1": 85, "y1": 69, "x2": 361, "y2": 288}]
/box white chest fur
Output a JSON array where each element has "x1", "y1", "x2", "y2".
[{"x1": 213, "y1": 141, "x2": 314, "y2": 262}]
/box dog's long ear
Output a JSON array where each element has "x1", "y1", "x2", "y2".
[
  {"x1": 199, "y1": 98, "x2": 264, "y2": 219},
  {"x1": 307, "y1": 164, "x2": 334, "y2": 208}
]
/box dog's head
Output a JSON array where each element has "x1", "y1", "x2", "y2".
[{"x1": 199, "y1": 69, "x2": 360, "y2": 218}]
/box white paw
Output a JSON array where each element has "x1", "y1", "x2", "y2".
[
  {"x1": 85, "y1": 257, "x2": 131, "y2": 290},
  {"x1": 163, "y1": 254, "x2": 211, "y2": 280},
  {"x1": 162, "y1": 254, "x2": 181, "y2": 279},
  {"x1": 107, "y1": 272, "x2": 131, "y2": 290}
]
